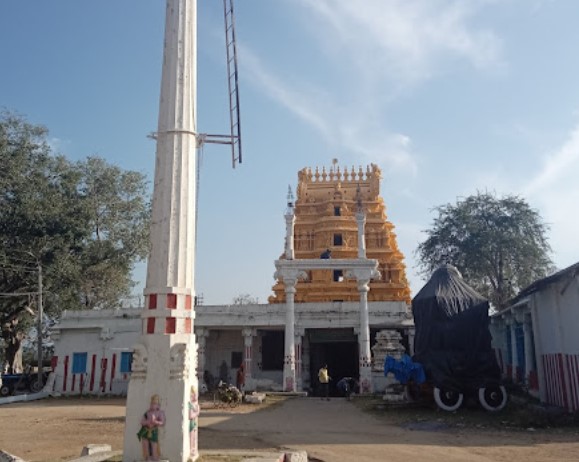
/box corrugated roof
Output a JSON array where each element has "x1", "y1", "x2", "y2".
[{"x1": 511, "y1": 261, "x2": 579, "y2": 304}]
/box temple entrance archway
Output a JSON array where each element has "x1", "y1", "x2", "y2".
[{"x1": 308, "y1": 328, "x2": 358, "y2": 396}]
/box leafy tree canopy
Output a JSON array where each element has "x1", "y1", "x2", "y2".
[
  {"x1": 416, "y1": 192, "x2": 553, "y2": 310},
  {"x1": 0, "y1": 111, "x2": 151, "y2": 331}
]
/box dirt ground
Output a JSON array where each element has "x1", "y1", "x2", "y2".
[{"x1": 1, "y1": 394, "x2": 578, "y2": 462}]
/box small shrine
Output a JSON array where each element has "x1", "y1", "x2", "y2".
[
  {"x1": 372, "y1": 330, "x2": 408, "y2": 403},
  {"x1": 372, "y1": 329, "x2": 406, "y2": 370}
]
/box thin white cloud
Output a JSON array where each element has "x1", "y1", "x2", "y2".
[
  {"x1": 530, "y1": 185, "x2": 579, "y2": 272},
  {"x1": 238, "y1": 0, "x2": 506, "y2": 177},
  {"x1": 240, "y1": 46, "x2": 417, "y2": 174},
  {"x1": 523, "y1": 122, "x2": 579, "y2": 196},
  {"x1": 530, "y1": 0, "x2": 556, "y2": 15},
  {"x1": 341, "y1": 125, "x2": 417, "y2": 175},
  {"x1": 240, "y1": 47, "x2": 334, "y2": 141},
  {"x1": 295, "y1": 0, "x2": 504, "y2": 85},
  {"x1": 46, "y1": 137, "x2": 71, "y2": 155},
  {"x1": 454, "y1": 118, "x2": 579, "y2": 272},
  {"x1": 520, "y1": 119, "x2": 579, "y2": 270}
]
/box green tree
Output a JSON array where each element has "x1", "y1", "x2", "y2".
[
  {"x1": 416, "y1": 192, "x2": 552, "y2": 310},
  {"x1": 0, "y1": 111, "x2": 150, "y2": 367},
  {"x1": 75, "y1": 157, "x2": 150, "y2": 309}
]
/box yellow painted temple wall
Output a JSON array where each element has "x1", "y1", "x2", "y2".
[{"x1": 269, "y1": 164, "x2": 411, "y2": 304}]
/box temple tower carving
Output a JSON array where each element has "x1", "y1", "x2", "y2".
[{"x1": 269, "y1": 163, "x2": 411, "y2": 304}]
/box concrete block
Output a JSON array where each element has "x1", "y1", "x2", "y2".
[
  {"x1": 67, "y1": 450, "x2": 122, "y2": 462},
  {"x1": 284, "y1": 450, "x2": 308, "y2": 462},
  {"x1": 80, "y1": 445, "x2": 112, "y2": 456},
  {"x1": 0, "y1": 450, "x2": 27, "y2": 462},
  {"x1": 243, "y1": 457, "x2": 284, "y2": 462},
  {"x1": 244, "y1": 392, "x2": 266, "y2": 404}
]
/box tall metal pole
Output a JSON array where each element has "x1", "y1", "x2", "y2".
[{"x1": 36, "y1": 260, "x2": 43, "y2": 390}]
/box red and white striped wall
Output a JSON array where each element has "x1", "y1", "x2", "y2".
[
  {"x1": 542, "y1": 353, "x2": 579, "y2": 412},
  {"x1": 53, "y1": 352, "x2": 129, "y2": 395}
]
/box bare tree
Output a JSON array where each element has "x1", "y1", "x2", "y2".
[{"x1": 231, "y1": 294, "x2": 259, "y2": 305}]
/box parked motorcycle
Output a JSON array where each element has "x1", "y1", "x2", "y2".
[{"x1": 0, "y1": 369, "x2": 49, "y2": 397}]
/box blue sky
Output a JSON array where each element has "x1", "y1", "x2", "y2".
[{"x1": 1, "y1": 1, "x2": 578, "y2": 305}]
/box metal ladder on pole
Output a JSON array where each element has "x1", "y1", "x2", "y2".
[
  {"x1": 158, "y1": 0, "x2": 243, "y2": 169},
  {"x1": 223, "y1": 0, "x2": 242, "y2": 168}
]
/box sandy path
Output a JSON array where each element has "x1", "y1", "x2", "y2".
[{"x1": 0, "y1": 397, "x2": 578, "y2": 462}]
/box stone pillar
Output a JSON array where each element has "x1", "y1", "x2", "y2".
[
  {"x1": 522, "y1": 316, "x2": 534, "y2": 385},
  {"x1": 295, "y1": 328, "x2": 305, "y2": 391},
  {"x1": 510, "y1": 320, "x2": 518, "y2": 382},
  {"x1": 274, "y1": 268, "x2": 306, "y2": 392},
  {"x1": 242, "y1": 328, "x2": 256, "y2": 385},
  {"x1": 284, "y1": 187, "x2": 295, "y2": 260},
  {"x1": 528, "y1": 297, "x2": 547, "y2": 402},
  {"x1": 356, "y1": 210, "x2": 366, "y2": 258},
  {"x1": 123, "y1": 1, "x2": 199, "y2": 460},
  {"x1": 284, "y1": 285, "x2": 297, "y2": 392},
  {"x1": 358, "y1": 278, "x2": 373, "y2": 392},
  {"x1": 195, "y1": 328, "x2": 208, "y2": 390},
  {"x1": 345, "y1": 267, "x2": 380, "y2": 394},
  {"x1": 407, "y1": 328, "x2": 415, "y2": 357}
]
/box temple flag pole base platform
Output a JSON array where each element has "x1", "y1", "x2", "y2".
[
  {"x1": 47, "y1": 449, "x2": 307, "y2": 462},
  {"x1": 2, "y1": 447, "x2": 309, "y2": 462},
  {"x1": 123, "y1": 333, "x2": 199, "y2": 462}
]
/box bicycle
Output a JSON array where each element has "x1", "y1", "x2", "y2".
[{"x1": 213, "y1": 381, "x2": 242, "y2": 407}]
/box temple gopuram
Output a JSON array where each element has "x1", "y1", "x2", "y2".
[{"x1": 270, "y1": 163, "x2": 411, "y2": 304}]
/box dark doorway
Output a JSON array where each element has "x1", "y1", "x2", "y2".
[
  {"x1": 308, "y1": 328, "x2": 358, "y2": 397},
  {"x1": 261, "y1": 330, "x2": 284, "y2": 371}
]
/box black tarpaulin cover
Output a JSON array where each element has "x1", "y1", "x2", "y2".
[{"x1": 412, "y1": 265, "x2": 501, "y2": 391}]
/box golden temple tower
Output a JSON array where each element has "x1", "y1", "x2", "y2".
[{"x1": 269, "y1": 163, "x2": 411, "y2": 304}]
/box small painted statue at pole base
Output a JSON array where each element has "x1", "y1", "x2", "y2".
[
  {"x1": 137, "y1": 394, "x2": 166, "y2": 461},
  {"x1": 189, "y1": 385, "x2": 200, "y2": 458}
]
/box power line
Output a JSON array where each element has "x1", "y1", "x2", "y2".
[
  {"x1": 0, "y1": 291, "x2": 40, "y2": 297},
  {"x1": 0, "y1": 263, "x2": 38, "y2": 273},
  {"x1": 2, "y1": 255, "x2": 37, "y2": 265}
]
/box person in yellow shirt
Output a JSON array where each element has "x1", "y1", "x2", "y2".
[{"x1": 318, "y1": 364, "x2": 331, "y2": 400}]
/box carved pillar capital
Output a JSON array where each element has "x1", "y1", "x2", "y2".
[
  {"x1": 344, "y1": 267, "x2": 380, "y2": 291},
  {"x1": 274, "y1": 268, "x2": 308, "y2": 290},
  {"x1": 358, "y1": 280, "x2": 371, "y2": 293},
  {"x1": 294, "y1": 327, "x2": 305, "y2": 338},
  {"x1": 242, "y1": 327, "x2": 256, "y2": 338},
  {"x1": 195, "y1": 328, "x2": 209, "y2": 340},
  {"x1": 100, "y1": 327, "x2": 114, "y2": 341}
]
